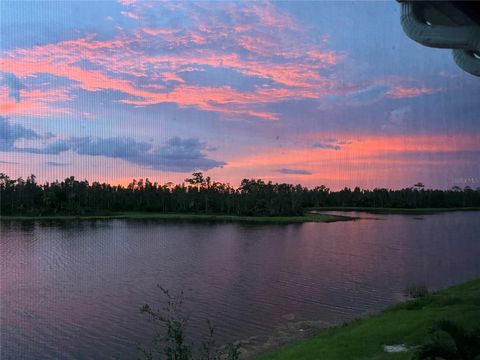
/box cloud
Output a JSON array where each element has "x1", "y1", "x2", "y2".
[
  {"x1": 382, "y1": 106, "x2": 411, "y2": 131},
  {"x1": 1, "y1": 85, "x2": 73, "y2": 117},
  {"x1": 0, "y1": 160, "x2": 19, "y2": 165},
  {"x1": 45, "y1": 161, "x2": 71, "y2": 167},
  {"x1": 240, "y1": 2, "x2": 300, "y2": 31},
  {"x1": 24, "y1": 137, "x2": 225, "y2": 172},
  {"x1": 0, "y1": 2, "x2": 350, "y2": 121},
  {"x1": 0, "y1": 117, "x2": 224, "y2": 172},
  {"x1": 29, "y1": 137, "x2": 151, "y2": 157},
  {"x1": 161, "y1": 72, "x2": 185, "y2": 83},
  {"x1": 375, "y1": 150, "x2": 480, "y2": 163},
  {"x1": 312, "y1": 138, "x2": 348, "y2": 151},
  {"x1": 147, "y1": 137, "x2": 226, "y2": 172},
  {"x1": 321, "y1": 81, "x2": 443, "y2": 111},
  {"x1": 0, "y1": 72, "x2": 24, "y2": 102},
  {"x1": 0, "y1": 116, "x2": 40, "y2": 150},
  {"x1": 385, "y1": 86, "x2": 441, "y2": 99},
  {"x1": 349, "y1": 84, "x2": 389, "y2": 103},
  {"x1": 118, "y1": 0, "x2": 137, "y2": 5},
  {"x1": 275, "y1": 168, "x2": 311, "y2": 175},
  {"x1": 121, "y1": 11, "x2": 140, "y2": 20}
]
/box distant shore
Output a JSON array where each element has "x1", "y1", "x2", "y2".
[
  {"x1": 0, "y1": 212, "x2": 357, "y2": 223},
  {"x1": 3, "y1": 207, "x2": 479, "y2": 222},
  {"x1": 307, "y1": 206, "x2": 480, "y2": 214}
]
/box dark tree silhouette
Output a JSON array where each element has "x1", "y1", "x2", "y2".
[{"x1": 1, "y1": 173, "x2": 479, "y2": 217}]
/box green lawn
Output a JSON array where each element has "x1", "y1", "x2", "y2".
[
  {"x1": 0, "y1": 212, "x2": 356, "y2": 223},
  {"x1": 308, "y1": 207, "x2": 480, "y2": 214},
  {"x1": 258, "y1": 279, "x2": 480, "y2": 360}
]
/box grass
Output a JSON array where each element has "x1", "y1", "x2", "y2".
[
  {"x1": 307, "y1": 206, "x2": 480, "y2": 214},
  {"x1": 258, "y1": 278, "x2": 480, "y2": 360},
  {"x1": 0, "y1": 211, "x2": 357, "y2": 223}
]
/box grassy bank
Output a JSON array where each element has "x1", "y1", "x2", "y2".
[
  {"x1": 308, "y1": 206, "x2": 480, "y2": 214},
  {"x1": 0, "y1": 212, "x2": 357, "y2": 223},
  {"x1": 258, "y1": 279, "x2": 480, "y2": 360}
]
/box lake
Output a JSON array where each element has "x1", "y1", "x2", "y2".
[{"x1": 1, "y1": 211, "x2": 479, "y2": 359}]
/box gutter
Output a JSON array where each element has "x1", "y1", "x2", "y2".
[{"x1": 399, "y1": 1, "x2": 480, "y2": 76}]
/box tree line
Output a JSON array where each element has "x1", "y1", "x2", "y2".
[{"x1": 1, "y1": 172, "x2": 479, "y2": 216}]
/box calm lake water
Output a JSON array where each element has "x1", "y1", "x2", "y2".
[{"x1": 1, "y1": 212, "x2": 480, "y2": 359}]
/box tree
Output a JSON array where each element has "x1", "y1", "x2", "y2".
[
  {"x1": 185, "y1": 172, "x2": 206, "y2": 189},
  {"x1": 1, "y1": 172, "x2": 480, "y2": 217},
  {"x1": 414, "y1": 182, "x2": 425, "y2": 190}
]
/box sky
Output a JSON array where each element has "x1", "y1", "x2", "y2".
[{"x1": 1, "y1": 0, "x2": 479, "y2": 190}]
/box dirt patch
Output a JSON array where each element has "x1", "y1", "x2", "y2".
[{"x1": 234, "y1": 315, "x2": 334, "y2": 359}]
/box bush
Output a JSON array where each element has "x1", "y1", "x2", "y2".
[
  {"x1": 405, "y1": 284, "x2": 430, "y2": 299},
  {"x1": 138, "y1": 285, "x2": 241, "y2": 360},
  {"x1": 413, "y1": 319, "x2": 480, "y2": 360}
]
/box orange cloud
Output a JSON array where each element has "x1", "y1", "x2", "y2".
[
  {"x1": 221, "y1": 133, "x2": 480, "y2": 188},
  {"x1": 303, "y1": 133, "x2": 479, "y2": 153}
]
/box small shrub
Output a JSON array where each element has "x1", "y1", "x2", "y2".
[
  {"x1": 405, "y1": 284, "x2": 430, "y2": 299},
  {"x1": 413, "y1": 319, "x2": 480, "y2": 360},
  {"x1": 138, "y1": 285, "x2": 241, "y2": 360},
  {"x1": 403, "y1": 296, "x2": 435, "y2": 311}
]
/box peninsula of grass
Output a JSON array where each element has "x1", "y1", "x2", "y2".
[
  {"x1": 258, "y1": 278, "x2": 480, "y2": 360},
  {"x1": 308, "y1": 206, "x2": 480, "y2": 214},
  {"x1": 0, "y1": 212, "x2": 357, "y2": 223}
]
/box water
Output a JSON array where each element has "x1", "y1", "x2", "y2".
[{"x1": 1, "y1": 212, "x2": 479, "y2": 359}]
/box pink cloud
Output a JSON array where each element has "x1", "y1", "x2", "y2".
[
  {"x1": 161, "y1": 72, "x2": 185, "y2": 83},
  {"x1": 142, "y1": 27, "x2": 175, "y2": 36},
  {"x1": 118, "y1": 0, "x2": 137, "y2": 5},
  {"x1": 119, "y1": 85, "x2": 280, "y2": 120},
  {"x1": 237, "y1": 35, "x2": 276, "y2": 53},
  {"x1": 240, "y1": 2, "x2": 299, "y2": 31},
  {"x1": 233, "y1": 24, "x2": 250, "y2": 33},
  {"x1": 0, "y1": 2, "x2": 356, "y2": 120},
  {"x1": 121, "y1": 11, "x2": 140, "y2": 20},
  {"x1": 1, "y1": 32, "x2": 348, "y2": 120},
  {"x1": 0, "y1": 87, "x2": 72, "y2": 116},
  {"x1": 385, "y1": 86, "x2": 442, "y2": 98},
  {"x1": 307, "y1": 50, "x2": 344, "y2": 67},
  {"x1": 222, "y1": 133, "x2": 480, "y2": 188}
]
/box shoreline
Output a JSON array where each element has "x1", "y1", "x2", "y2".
[
  {"x1": 2, "y1": 207, "x2": 479, "y2": 222},
  {"x1": 254, "y1": 278, "x2": 480, "y2": 360},
  {"x1": 0, "y1": 212, "x2": 357, "y2": 224},
  {"x1": 307, "y1": 206, "x2": 480, "y2": 214}
]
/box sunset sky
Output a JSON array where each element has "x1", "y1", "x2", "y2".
[{"x1": 1, "y1": 0, "x2": 479, "y2": 190}]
